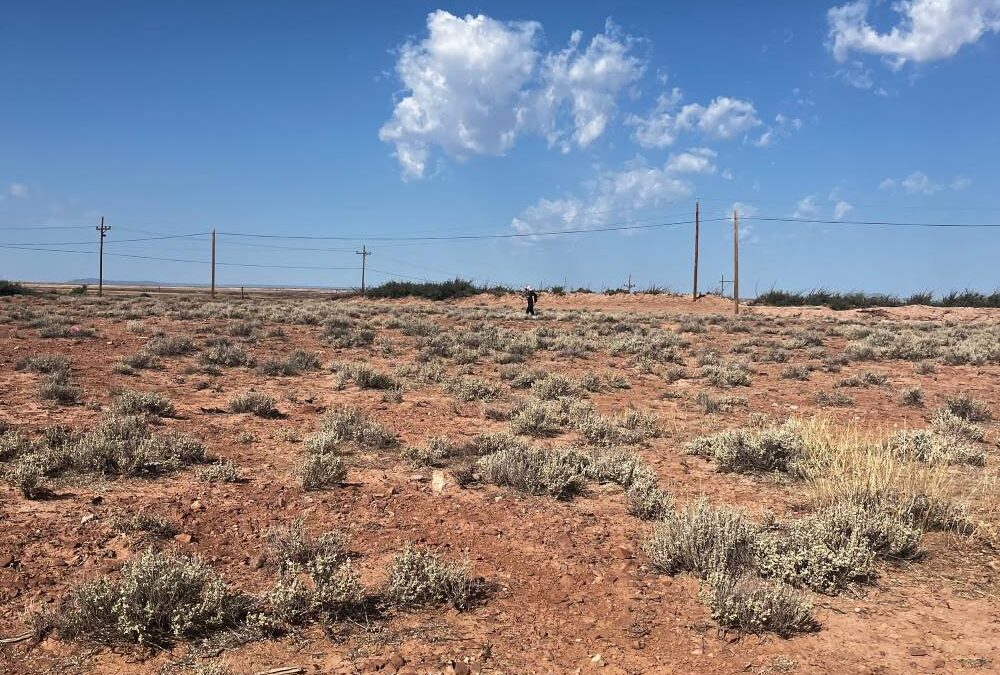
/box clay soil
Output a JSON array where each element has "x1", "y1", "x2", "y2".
[{"x1": 1, "y1": 292, "x2": 998, "y2": 674}]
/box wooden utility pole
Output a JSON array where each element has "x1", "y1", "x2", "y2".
[
  {"x1": 692, "y1": 201, "x2": 700, "y2": 301},
  {"x1": 733, "y1": 208, "x2": 740, "y2": 315},
  {"x1": 356, "y1": 244, "x2": 371, "y2": 296},
  {"x1": 210, "y1": 228, "x2": 216, "y2": 298},
  {"x1": 96, "y1": 217, "x2": 111, "y2": 297}
]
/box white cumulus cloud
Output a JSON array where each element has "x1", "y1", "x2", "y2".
[
  {"x1": 833, "y1": 200, "x2": 854, "y2": 220},
  {"x1": 880, "y1": 171, "x2": 941, "y2": 194},
  {"x1": 511, "y1": 156, "x2": 702, "y2": 236},
  {"x1": 665, "y1": 147, "x2": 717, "y2": 174},
  {"x1": 8, "y1": 183, "x2": 27, "y2": 198},
  {"x1": 828, "y1": 0, "x2": 1000, "y2": 69},
  {"x1": 793, "y1": 194, "x2": 821, "y2": 219},
  {"x1": 379, "y1": 12, "x2": 644, "y2": 179},
  {"x1": 627, "y1": 93, "x2": 761, "y2": 147}
]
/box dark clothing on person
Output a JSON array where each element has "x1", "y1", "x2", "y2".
[{"x1": 525, "y1": 290, "x2": 538, "y2": 316}]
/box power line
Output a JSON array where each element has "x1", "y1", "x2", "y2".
[
  {"x1": 216, "y1": 217, "x2": 713, "y2": 242},
  {"x1": 746, "y1": 216, "x2": 1000, "y2": 228},
  {"x1": 0, "y1": 232, "x2": 210, "y2": 246}
]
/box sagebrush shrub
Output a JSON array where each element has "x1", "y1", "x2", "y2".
[
  {"x1": 318, "y1": 407, "x2": 397, "y2": 448},
  {"x1": 643, "y1": 499, "x2": 759, "y2": 577},
  {"x1": 478, "y1": 445, "x2": 586, "y2": 499},
  {"x1": 112, "y1": 389, "x2": 175, "y2": 417},
  {"x1": 146, "y1": 335, "x2": 195, "y2": 356},
  {"x1": 298, "y1": 452, "x2": 347, "y2": 490},
  {"x1": 943, "y1": 394, "x2": 992, "y2": 422},
  {"x1": 228, "y1": 392, "x2": 280, "y2": 418},
  {"x1": 686, "y1": 421, "x2": 805, "y2": 475},
  {"x1": 383, "y1": 544, "x2": 477, "y2": 610},
  {"x1": 701, "y1": 574, "x2": 816, "y2": 637},
  {"x1": 55, "y1": 550, "x2": 248, "y2": 646},
  {"x1": 15, "y1": 354, "x2": 70, "y2": 374}
]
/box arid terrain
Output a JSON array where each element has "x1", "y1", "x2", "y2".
[{"x1": 1, "y1": 291, "x2": 998, "y2": 674}]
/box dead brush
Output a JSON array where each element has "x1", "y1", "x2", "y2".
[
  {"x1": 333, "y1": 362, "x2": 400, "y2": 391},
  {"x1": 108, "y1": 511, "x2": 178, "y2": 539},
  {"x1": 942, "y1": 394, "x2": 992, "y2": 422}
]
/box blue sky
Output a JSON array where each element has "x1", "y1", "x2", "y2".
[{"x1": 2, "y1": 1, "x2": 999, "y2": 294}]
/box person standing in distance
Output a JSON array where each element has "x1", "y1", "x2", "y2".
[{"x1": 524, "y1": 286, "x2": 538, "y2": 317}]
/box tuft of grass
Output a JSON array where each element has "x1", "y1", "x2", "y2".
[
  {"x1": 267, "y1": 521, "x2": 348, "y2": 572},
  {"x1": 899, "y1": 386, "x2": 923, "y2": 407},
  {"x1": 334, "y1": 362, "x2": 400, "y2": 391},
  {"x1": 702, "y1": 361, "x2": 752, "y2": 387},
  {"x1": 815, "y1": 390, "x2": 854, "y2": 407},
  {"x1": 108, "y1": 512, "x2": 178, "y2": 539},
  {"x1": 316, "y1": 407, "x2": 397, "y2": 449}
]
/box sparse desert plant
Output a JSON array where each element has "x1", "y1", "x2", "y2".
[
  {"x1": 702, "y1": 360, "x2": 752, "y2": 387},
  {"x1": 478, "y1": 445, "x2": 586, "y2": 499},
  {"x1": 322, "y1": 317, "x2": 375, "y2": 348},
  {"x1": 146, "y1": 335, "x2": 196, "y2": 356},
  {"x1": 530, "y1": 373, "x2": 575, "y2": 400},
  {"x1": 267, "y1": 521, "x2": 348, "y2": 571},
  {"x1": 899, "y1": 386, "x2": 924, "y2": 407},
  {"x1": 815, "y1": 390, "x2": 854, "y2": 407},
  {"x1": 508, "y1": 399, "x2": 563, "y2": 437},
  {"x1": 54, "y1": 550, "x2": 249, "y2": 646},
  {"x1": 383, "y1": 544, "x2": 477, "y2": 610},
  {"x1": 108, "y1": 511, "x2": 178, "y2": 539},
  {"x1": 643, "y1": 499, "x2": 759, "y2": 577},
  {"x1": 201, "y1": 341, "x2": 254, "y2": 368},
  {"x1": 930, "y1": 408, "x2": 985, "y2": 442},
  {"x1": 112, "y1": 389, "x2": 175, "y2": 417},
  {"x1": 317, "y1": 407, "x2": 397, "y2": 448},
  {"x1": 888, "y1": 429, "x2": 985, "y2": 466},
  {"x1": 779, "y1": 364, "x2": 811, "y2": 381},
  {"x1": 445, "y1": 376, "x2": 501, "y2": 402},
  {"x1": 334, "y1": 362, "x2": 400, "y2": 391},
  {"x1": 257, "y1": 349, "x2": 321, "y2": 376},
  {"x1": 71, "y1": 413, "x2": 206, "y2": 476},
  {"x1": 837, "y1": 370, "x2": 889, "y2": 387},
  {"x1": 297, "y1": 451, "x2": 347, "y2": 490},
  {"x1": 686, "y1": 420, "x2": 805, "y2": 475},
  {"x1": 626, "y1": 478, "x2": 673, "y2": 520},
  {"x1": 197, "y1": 460, "x2": 242, "y2": 483},
  {"x1": 943, "y1": 394, "x2": 992, "y2": 422},
  {"x1": 228, "y1": 392, "x2": 280, "y2": 418},
  {"x1": 701, "y1": 574, "x2": 816, "y2": 637},
  {"x1": 15, "y1": 354, "x2": 70, "y2": 374},
  {"x1": 39, "y1": 371, "x2": 81, "y2": 404}
]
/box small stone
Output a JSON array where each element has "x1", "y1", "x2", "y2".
[
  {"x1": 908, "y1": 647, "x2": 929, "y2": 657},
  {"x1": 452, "y1": 663, "x2": 471, "y2": 675},
  {"x1": 0, "y1": 554, "x2": 13, "y2": 568},
  {"x1": 409, "y1": 474, "x2": 425, "y2": 482},
  {"x1": 80, "y1": 514, "x2": 95, "y2": 525},
  {"x1": 388, "y1": 653, "x2": 406, "y2": 670},
  {"x1": 431, "y1": 470, "x2": 449, "y2": 494},
  {"x1": 250, "y1": 556, "x2": 265, "y2": 570},
  {"x1": 173, "y1": 533, "x2": 193, "y2": 544},
  {"x1": 190, "y1": 500, "x2": 203, "y2": 511}
]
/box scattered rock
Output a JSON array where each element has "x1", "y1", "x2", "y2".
[
  {"x1": 173, "y1": 533, "x2": 194, "y2": 545},
  {"x1": 431, "y1": 470, "x2": 450, "y2": 494},
  {"x1": 80, "y1": 514, "x2": 96, "y2": 525},
  {"x1": 388, "y1": 653, "x2": 406, "y2": 670},
  {"x1": 908, "y1": 647, "x2": 929, "y2": 657},
  {"x1": 250, "y1": 555, "x2": 265, "y2": 570}
]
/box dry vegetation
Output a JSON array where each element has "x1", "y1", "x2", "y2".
[{"x1": 0, "y1": 290, "x2": 998, "y2": 674}]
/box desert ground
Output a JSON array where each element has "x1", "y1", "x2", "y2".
[{"x1": 1, "y1": 291, "x2": 998, "y2": 674}]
